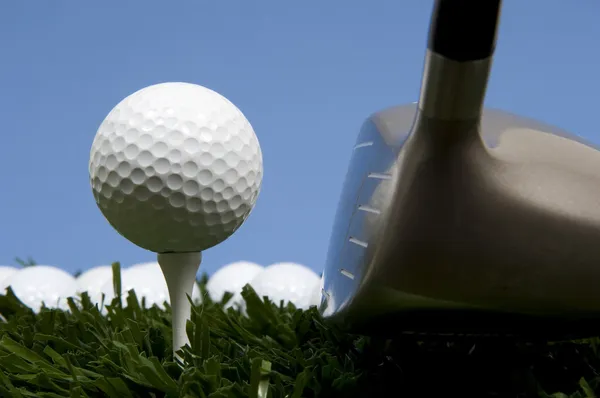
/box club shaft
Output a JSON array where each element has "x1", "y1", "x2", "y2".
[
  {"x1": 418, "y1": 0, "x2": 502, "y2": 121},
  {"x1": 428, "y1": 0, "x2": 501, "y2": 62}
]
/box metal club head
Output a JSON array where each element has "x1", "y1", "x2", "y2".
[{"x1": 321, "y1": 0, "x2": 600, "y2": 339}]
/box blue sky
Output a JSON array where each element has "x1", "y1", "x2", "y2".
[{"x1": 1, "y1": 1, "x2": 599, "y2": 277}]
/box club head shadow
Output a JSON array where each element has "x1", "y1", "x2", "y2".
[{"x1": 320, "y1": 0, "x2": 600, "y2": 339}]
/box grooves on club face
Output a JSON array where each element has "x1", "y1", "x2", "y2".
[{"x1": 321, "y1": 0, "x2": 600, "y2": 337}]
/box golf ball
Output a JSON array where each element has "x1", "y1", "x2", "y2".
[
  {"x1": 127, "y1": 261, "x2": 156, "y2": 271},
  {"x1": 0, "y1": 266, "x2": 19, "y2": 291},
  {"x1": 310, "y1": 275, "x2": 324, "y2": 307},
  {"x1": 89, "y1": 82, "x2": 263, "y2": 253},
  {"x1": 206, "y1": 261, "x2": 263, "y2": 309},
  {"x1": 99, "y1": 261, "x2": 202, "y2": 310},
  {"x1": 76, "y1": 265, "x2": 113, "y2": 297},
  {"x1": 1, "y1": 265, "x2": 78, "y2": 313},
  {"x1": 250, "y1": 262, "x2": 320, "y2": 310}
]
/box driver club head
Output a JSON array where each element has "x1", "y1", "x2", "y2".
[{"x1": 321, "y1": 0, "x2": 600, "y2": 339}]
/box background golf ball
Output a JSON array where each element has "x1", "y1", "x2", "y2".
[
  {"x1": 206, "y1": 261, "x2": 263, "y2": 309},
  {"x1": 1, "y1": 265, "x2": 78, "y2": 312},
  {"x1": 89, "y1": 82, "x2": 263, "y2": 253},
  {"x1": 127, "y1": 261, "x2": 156, "y2": 271},
  {"x1": 0, "y1": 266, "x2": 19, "y2": 291},
  {"x1": 76, "y1": 265, "x2": 113, "y2": 298},
  {"x1": 250, "y1": 262, "x2": 320, "y2": 310},
  {"x1": 310, "y1": 275, "x2": 324, "y2": 307},
  {"x1": 99, "y1": 262, "x2": 201, "y2": 310}
]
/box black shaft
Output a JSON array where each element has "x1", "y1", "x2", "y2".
[{"x1": 428, "y1": 0, "x2": 502, "y2": 62}]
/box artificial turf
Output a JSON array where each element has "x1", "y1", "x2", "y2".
[{"x1": 0, "y1": 262, "x2": 598, "y2": 397}]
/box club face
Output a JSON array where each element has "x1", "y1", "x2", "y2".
[{"x1": 321, "y1": 103, "x2": 600, "y2": 337}]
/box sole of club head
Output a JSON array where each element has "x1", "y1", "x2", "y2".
[{"x1": 321, "y1": 103, "x2": 600, "y2": 340}]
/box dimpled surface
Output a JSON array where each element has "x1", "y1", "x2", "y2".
[
  {"x1": 250, "y1": 262, "x2": 320, "y2": 310},
  {"x1": 1, "y1": 265, "x2": 78, "y2": 313},
  {"x1": 89, "y1": 82, "x2": 263, "y2": 253},
  {"x1": 206, "y1": 261, "x2": 263, "y2": 309}
]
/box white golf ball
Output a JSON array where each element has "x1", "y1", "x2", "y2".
[
  {"x1": 1, "y1": 265, "x2": 78, "y2": 313},
  {"x1": 206, "y1": 261, "x2": 263, "y2": 309},
  {"x1": 76, "y1": 265, "x2": 113, "y2": 297},
  {"x1": 139, "y1": 261, "x2": 203, "y2": 303},
  {"x1": 99, "y1": 262, "x2": 201, "y2": 310},
  {"x1": 250, "y1": 262, "x2": 320, "y2": 310},
  {"x1": 310, "y1": 275, "x2": 324, "y2": 307},
  {"x1": 89, "y1": 82, "x2": 263, "y2": 253},
  {"x1": 127, "y1": 261, "x2": 157, "y2": 271},
  {"x1": 0, "y1": 266, "x2": 19, "y2": 291}
]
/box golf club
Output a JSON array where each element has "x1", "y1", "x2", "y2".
[{"x1": 321, "y1": 0, "x2": 600, "y2": 339}]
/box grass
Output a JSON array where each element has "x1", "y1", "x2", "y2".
[{"x1": 0, "y1": 262, "x2": 599, "y2": 397}]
